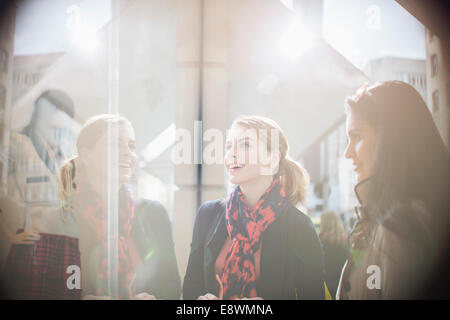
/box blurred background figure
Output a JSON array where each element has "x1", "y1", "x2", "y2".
[
  {"x1": 59, "y1": 114, "x2": 180, "y2": 299},
  {"x1": 319, "y1": 210, "x2": 348, "y2": 299}
]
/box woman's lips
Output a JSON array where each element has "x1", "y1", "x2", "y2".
[
  {"x1": 228, "y1": 164, "x2": 245, "y2": 175},
  {"x1": 119, "y1": 161, "x2": 135, "y2": 170}
]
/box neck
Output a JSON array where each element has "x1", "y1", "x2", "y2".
[
  {"x1": 239, "y1": 175, "x2": 274, "y2": 210},
  {"x1": 354, "y1": 177, "x2": 374, "y2": 206},
  {"x1": 89, "y1": 176, "x2": 108, "y2": 201}
]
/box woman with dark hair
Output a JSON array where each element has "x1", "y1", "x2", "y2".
[
  {"x1": 183, "y1": 115, "x2": 325, "y2": 300},
  {"x1": 337, "y1": 81, "x2": 450, "y2": 299}
]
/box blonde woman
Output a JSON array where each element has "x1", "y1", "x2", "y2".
[
  {"x1": 319, "y1": 211, "x2": 348, "y2": 298},
  {"x1": 59, "y1": 114, "x2": 180, "y2": 299},
  {"x1": 183, "y1": 115, "x2": 325, "y2": 300}
]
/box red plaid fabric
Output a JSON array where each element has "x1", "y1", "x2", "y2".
[{"x1": 2, "y1": 229, "x2": 81, "y2": 300}]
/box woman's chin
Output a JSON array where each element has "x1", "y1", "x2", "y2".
[
  {"x1": 229, "y1": 175, "x2": 243, "y2": 185},
  {"x1": 356, "y1": 172, "x2": 369, "y2": 184},
  {"x1": 229, "y1": 174, "x2": 254, "y2": 186},
  {"x1": 119, "y1": 173, "x2": 132, "y2": 185},
  {"x1": 120, "y1": 178, "x2": 131, "y2": 185}
]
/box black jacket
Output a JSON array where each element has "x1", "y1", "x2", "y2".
[
  {"x1": 131, "y1": 199, "x2": 181, "y2": 299},
  {"x1": 183, "y1": 199, "x2": 325, "y2": 300},
  {"x1": 321, "y1": 241, "x2": 349, "y2": 299}
]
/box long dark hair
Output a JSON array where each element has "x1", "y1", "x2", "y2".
[
  {"x1": 346, "y1": 81, "x2": 449, "y2": 237},
  {"x1": 346, "y1": 81, "x2": 450, "y2": 299}
]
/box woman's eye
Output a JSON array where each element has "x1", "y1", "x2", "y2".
[{"x1": 239, "y1": 142, "x2": 250, "y2": 149}]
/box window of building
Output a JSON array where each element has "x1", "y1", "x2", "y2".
[
  {"x1": 32, "y1": 73, "x2": 39, "y2": 84},
  {"x1": 428, "y1": 30, "x2": 436, "y2": 43},
  {"x1": 419, "y1": 74, "x2": 426, "y2": 89},
  {"x1": 0, "y1": 86, "x2": 6, "y2": 112},
  {"x1": 408, "y1": 73, "x2": 426, "y2": 91},
  {"x1": 431, "y1": 54, "x2": 438, "y2": 77},
  {"x1": 0, "y1": 49, "x2": 8, "y2": 73},
  {"x1": 432, "y1": 90, "x2": 439, "y2": 113}
]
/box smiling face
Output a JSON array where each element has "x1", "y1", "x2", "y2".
[
  {"x1": 224, "y1": 125, "x2": 279, "y2": 186},
  {"x1": 117, "y1": 122, "x2": 137, "y2": 184},
  {"x1": 81, "y1": 121, "x2": 137, "y2": 186},
  {"x1": 344, "y1": 113, "x2": 377, "y2": 183}
]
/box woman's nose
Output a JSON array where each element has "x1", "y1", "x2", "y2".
[
  {"x1": 224, "y1": 145, "x2": 237, "y2": 163},
  {"x1": 344, "y1": 142, "x2": 353, "y2": 159},
  {"x1": 121, "y1": 148, "x2": 136, "y2": 161},
  {"x1": 225, "y1": 148, "x2": 235, "y2": 161}
]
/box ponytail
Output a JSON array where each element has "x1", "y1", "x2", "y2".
[
  {"x1": 278, "y1": 156, "x2": 309, "y2": 206},
  {"x1": 58, "y1": 158, "x2": 77, "y2": 215}
]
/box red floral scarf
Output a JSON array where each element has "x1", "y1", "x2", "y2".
[
  {"x1": 221, "y1": 178, "x2": 288, "y2": 299},
  {"x1": 75, "y1": 178, "x2": 136, "y2": 299}
]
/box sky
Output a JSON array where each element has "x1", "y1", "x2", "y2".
[
  {"x1": 14, "y1": 0, "x2": 426, "y2": 70},
  {"x1": 322, "y1": 0, "x2": 426, "y2": 69},
  {"x1": 14, "y1": 0, "x2": 111, "y2": 55}
]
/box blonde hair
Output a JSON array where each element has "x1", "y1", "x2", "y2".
[
  {"x1": 232, "y1": 115, "x2": 310, "y2": 206},
  {"x1": 319, "y1": 211, "x2": 346, "y2": 246},
  {"x1": 58, "y1": 114, "x2": 131, "y2": 210}
]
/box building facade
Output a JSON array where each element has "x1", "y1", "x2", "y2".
[
  {"x1": 0, "y1": 3, "x2": 16, "y2": 189},
  {"x1": 12, "y1": 53, "x2": 64, "y2": 104},
  {"x1": 363, "y1": 56, "x2": 427, "y2": 104},
  {"x1": 425, "y1": 29, "x2": 449, "y2": 147}
]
